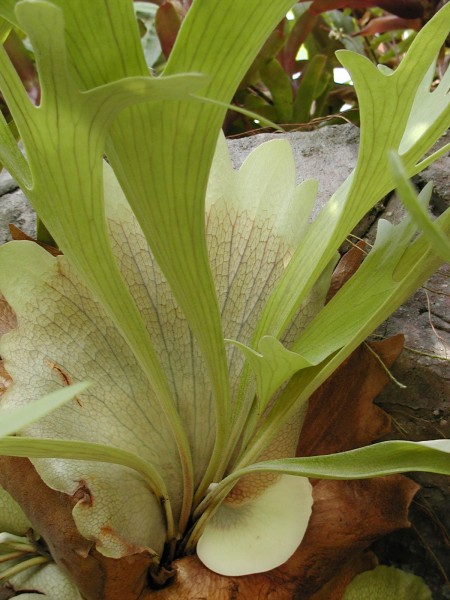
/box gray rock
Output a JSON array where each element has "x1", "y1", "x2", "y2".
[
  {"x1": 0, "y1": 169, "x2": 19, "y2": 196},
  {"x1": 0, "y1": 183, "x2": 36, "y2": 245},
  {"x1": 417, "y1": 129, "x2": 450, "y2": 214},
  {"x1": 228, "y1": 124, "x2": 360, "y2": 220}
]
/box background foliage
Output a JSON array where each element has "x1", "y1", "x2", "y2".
[{"x1": 1, "y1": 0, "x2": 449, "y2": 137}]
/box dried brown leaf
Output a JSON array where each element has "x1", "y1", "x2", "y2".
[
  {"x1": 355, "y1": 15, "x2": 421, "y2": 36},
  {"x1": 280, "y1": 476, "x2": 419, "y2": 597},
  {"x1": 309, "y1": 551, "x2": 378, "y2": 600},
  {"x1": 155, "y1": 3, "x2": 182, "y2": 59},
  {"x1": 326, "y1": 241, "x2": 366, "y2": 303},
  {"x1": 150, "y1": 477, "x2": 418, "y2": 599},
  {"x1": 8, "y1": 224, "x2": 61, "y2": 256},
  {"x1": 297, "y1": 335, "x2": 404, "y2": 456}
]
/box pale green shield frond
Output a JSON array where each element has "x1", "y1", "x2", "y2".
[
  {"x1": 342, "y1": 566, "x2": 432, "y2": 600},
  {"x1": 197, "y1": 475, "x2": 312, "y2": 576},
  {"x1": 6, "y1": 562, "x2": 82, "y2": 600},
  {"x1": 0, "y1": 485, "x2": 32, "y2": 536},
  {"x1": 206, "y1": 137, "x2": 318, "y2": 411},
  {"x1": 103, "y1": 163, "x2": 215, "y2": 486},
  {"x1": 0, "y1": 241, "x2": 180, "y2": 558}
]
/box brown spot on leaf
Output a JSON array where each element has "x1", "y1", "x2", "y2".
[
  {"x1": 44, "y1": 358, "x2": 82, "y2": 406},
  {"x1": 0, "y1": 360, "x2": 12, "y2": 398},
  {"x1": 0, "y1": 294, "x2": 17, "y2": 339},
  {"x1": 72, "y1": 480, "x2": 93, "y2": 507}
]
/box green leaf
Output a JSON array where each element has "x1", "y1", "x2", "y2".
[
  {"x1": 0, "y1": 382, "x2": 89, "y2": 437},
  {"x1": 228, "y1": 336, "x2": 311, "y2": 411},
  {"x1": 342, "y1": 566, "x2": 432, "y2": 600},
  {"x1": 0, "y1": 2, "x2": 16, "y2": 25},
  {"x1": 0, "y1": 484, "x2": 32, "y2": 536},
  {"x1": 206, "y1": 440, "x2": 450, "y2": 510},
  {"x1": 390, "y1": 152, "x2": 450, "y2": 262},
  {"x1": 253, "y1": 4, "x2": 450, "y2": 344},
  {"x1": 260, "y1": 58, "x2": 293, "y2": 122},
  {"x1": 293, "y1": 54, "x2": 327, "y2": 123},
  {"x1": 0, "y1": 1, "x2": 204, "y2": 528}
]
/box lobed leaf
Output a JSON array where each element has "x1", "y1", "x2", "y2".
[
  {"x1": 390, "y1": 152, "x2": 450, "y2": 262},
  {"x1": 253, "y1": 4, "x2": 450, "y2": 345}
]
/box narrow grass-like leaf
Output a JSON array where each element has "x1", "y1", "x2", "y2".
[
  {"x1": 293, "y1": 54, "x2": 327, "y2": 123},
  {"x1": 390, "y1": 152, "x2": 450, "y2": 262},
  {"x1": 237, "y1": 195, "x2": 449, "y2": 469},
  {"x1": 246, "y1": 440, "x2": 450, "y2": 478},
  {"x1": 0, "y1": 383, "x2": 89, "y2": 437},
  {"x1": 204, "y1": 439, "x2": 450, "y2": 513}
]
